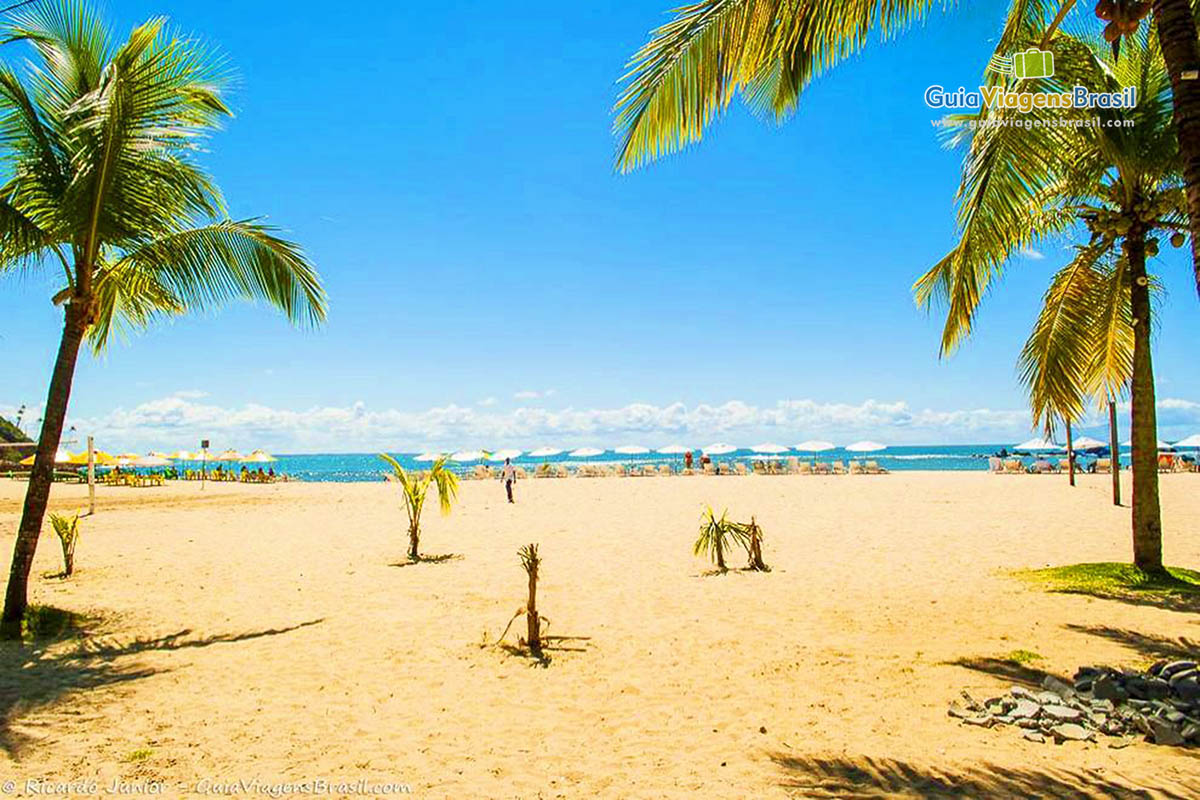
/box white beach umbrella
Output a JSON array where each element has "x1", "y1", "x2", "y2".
[
  {"x1": 656, "y1": 444, "x2": 691, "y2": 454},
  {"x1": 132, "y1": 455, "x2": 171, "y2": 468},
  {"x1": 1013, "y1": 437, "x2": 1062, "y2": 452},
  {"x1": 450, "y1": 449, "x2": 487, "y2": 462},
  {"x1": 703, "y1": 443, "x2": 737, "y2": 456},
  {"x1": 242, "y1": 450, "x2": 278, "y2": 463},
  {"x1": 1119, "y1": 439, "x2": 1173, "y2": 450},
  {"x1": 214, "y1": 449, "x2": 246, "y2": 461},
  {"x1": 845, "y1": 440, "x2": 887, "y2": 453},
  {"x1": 795, "y1": 440, "x2": 835, "y2": 453},
  {"x1": 489, "y1": 449, "x2": 523, "y2": 461},
  {"x1": 614, "y1": 445, "x2": 650, "y2": 455},
  {"x1": 750, "y1": 442, "x2": 790, "y2": 454},
  {"x1": 528, "y1": 447, "x2": 563, "y2": 458},
  {"x1": 569, "y1": 447, "x2": 603, "y2": 457},
  {"x1": 1070, "y1": 436, "x2": 1108, "y2": 451},
  {"x1": 1173, "y1": 434, "x2": 1200, "y2": 449}
]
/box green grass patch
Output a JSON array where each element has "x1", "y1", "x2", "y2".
[
  {"x1": 21, "y1": 604, "x2": 86, "y2": 642},
  {"x1": 1001, "y1": 649, "x2": 1044, "y2": 665},
  {"x1": 124, "y1": 748, "x2": 154, "y2": 763},
  {"x1": 1015, "y1": 562, "x2": 1200, "y2": 601}
]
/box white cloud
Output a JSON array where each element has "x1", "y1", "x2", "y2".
[
  {"x1": 477, "y1": 397, "x2": 497, "y2": 407},
  {"x1": 10, "y1": 395, "x2": 1193, "y2": 454},
  {"x1": 173, "y1": 389, "x2": 209, "y2": 400},
  {"x1": 1020, "y1": 247, "x2": 1045, "y2": 260},
  {"x1": 514, "y1": 390, "x2": 542, "y2": 400}
]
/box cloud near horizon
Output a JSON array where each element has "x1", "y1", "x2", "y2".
[{"x1": 4, "y1": 395, "x2": 1198, "y2": 454}]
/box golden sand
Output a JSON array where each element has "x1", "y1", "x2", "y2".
[{"x1": 1, "y1": 472, "x2": 1198, "y2": 798}]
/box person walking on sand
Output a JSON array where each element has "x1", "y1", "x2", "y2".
[{"x1": 502, "y1": 458, "x2": 516, "y2": 503}]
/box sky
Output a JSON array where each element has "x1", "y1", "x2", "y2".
[{"x1": 1, "y1": 0, "x2": 1199, "y2": 453}]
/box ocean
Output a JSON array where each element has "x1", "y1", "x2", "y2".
[{"x1": 217, "y1": 444, "x2": 1027, "y2": 483}]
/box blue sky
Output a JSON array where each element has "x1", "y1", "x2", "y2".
[{"x1": 2, "y1": 0, "x2": 1198, "y2": 452}]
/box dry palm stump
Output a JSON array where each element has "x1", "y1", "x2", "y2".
[{"x1": 949, "y1": 661, "x2": 1200, "y2": 747}]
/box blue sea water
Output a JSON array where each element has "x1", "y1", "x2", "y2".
[{"x1": 231, "y1": 444, "x2": 1027, "y2": 483}]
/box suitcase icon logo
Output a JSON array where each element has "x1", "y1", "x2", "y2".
[{"x1": 987, "y1": 48, "x2": 1055, "y2": 80}]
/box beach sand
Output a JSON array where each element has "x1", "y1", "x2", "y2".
[{"x1": 1, "y1": 472, "x2": 1198, "y2": 798}]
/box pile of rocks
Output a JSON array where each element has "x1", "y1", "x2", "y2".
[{"x1": 949, "y1": 660, "x2": 1199, "y2": 747}]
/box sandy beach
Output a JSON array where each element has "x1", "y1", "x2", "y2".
[{"x1": 1, "y1": 472, "x2": 1198, "y2": 798}]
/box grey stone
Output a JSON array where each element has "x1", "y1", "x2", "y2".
[
  {"x1": 1049, "y1": 723, "x2": 1093, "y2": 742},
  {"x1": 1173, "y1": 677, "x2": 1200, "y2": 703},
  {"x1": 1017, "y1": 718, "x2": 1041, "y2": 729},
  {"x1": 1090, "y1": 699, "x2": 1115, "y2": 713},
  {"x1": 947, "y1": 704, "x2": 970, "y2": 719},
  {"x1": 1010, "y1": 700, "x2": 1040, "y2": 719},
  {"x1": 962, "y1": 715, "x2": 995, "y2": 727},
  {"x1": 1037, "y1": 691, "x2": 1061, "y2": 705},
  {"x1": 1182, "y1": 724, "x2": 1200, "y2": 741},
  {"x1": 1148, "y1": 718, "x2": 1185, "y2": 746},
  {"x1": 1145, "y1": 678, "x2": 1171, "y2": 700},
  {"x1": 1168, "y1": 668, "x2": 1197, "y2": 685},
  {"x1": 1092, "y1": 675, "x2": 1127, "y2": 702},
  {"x1": 1023, "y1": 731, "x2": 1045, "y2": 743},
  {"x1": 1011, "y1": 686, "x2": 1038, "y2": 702},
  {"x1": 1161, "y1": 660, "x2": 1197, "y2": 678},
  {"x1": 1042, "y1": 705, "x2": 1083, "y2": 722},
  {"x1": 1042, "y1": 675, "x2": 1076, "y2": 698},
  {"x1": 1164, "y1": 711, "x2": 1185, "y2": 724}
]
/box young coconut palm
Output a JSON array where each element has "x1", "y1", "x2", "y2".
[
  {"x1": 612, "y1": 1, "x2": 1200, "y2": 298},
  {"x1": 379, "y1": 454, "x2": 460, "y2": 561},
  {"x1": 694, "y1": 506, "x2": 748, "y2": 572},
  {"x1": 916, "y1": 25, "x2": 1185, "y2": 572},
  {"x1": 0, "y1": 2, "x2": 327, "y2": 638},
  {"x1": 49, "y1": 513, "x2": 80, "y2": 577}
]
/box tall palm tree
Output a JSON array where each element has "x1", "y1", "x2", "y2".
[
  {"x1": 378, "y1": 454, "x2": 460, "y2": 561},
  {"x1": 0, "y1": 2, "x2": 327, "y2": 638},
  {"x1": 918, "y1": 25, "x2": 1182, "y2": 571},
  {"x1": 612, "y1": 0, "x2": 1200, "y2": 296}
]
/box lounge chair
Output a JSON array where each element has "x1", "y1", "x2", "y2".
[
  {"x1": 865, "y1": 460, "x2": 888, "y2": 474},
  {"x1": 786, "y1": 457, "x2": 800, "y2": 474},
  {"x1": 848, "y1": 461, "x2": 865, "y2": 475},
  {"x1": 814, "y1": 462, "x2": 831, "y2": 474},
  {"x1": 703, "y1": 463, "x2": 716, "y2": 475},
  {"x1": 831, "y1": 460, "x2": 847, "y2": 475},
  {"x1": 659, "y1": 464, "x2": 672, "y2": 476},
  {"x1": 798, "y1": 462, "x2": 813, "y2": 475},
  {"x1": 735, "y1": 462, "x2": 748, "y2": 476},
  {"x1": 1005, "y1": 459, "x2": 1025, "y2": 474},
  {"x1": 988, "y1": 457, "x2": 1003, "y2": 473}
]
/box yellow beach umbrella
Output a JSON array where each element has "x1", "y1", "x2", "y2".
[
  {"x1": 214, "y1": 449, "x2": 245, "y2": 461},
  {"x1": 65, "y1": 450, "x2": 116, "y2": 466},
  {"x1": 169, "y1": 450, "x2": 197, "y2": 460},
  {"x1": 242, "y1": 450, "x2": 277, "y2": 463},
  {"x1": 19, "y1": 448, "x2": 74, "y2": 466}
]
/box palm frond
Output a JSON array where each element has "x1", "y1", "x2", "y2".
[
  {"x1": 613, "y1": 0, "x2": 941, "y2": 172},
  {"x1": 111, "y1": 220, "x2": 327, "y2": 329}
]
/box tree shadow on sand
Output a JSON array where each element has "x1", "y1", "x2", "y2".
[
  {"x1": 388, "y1": 554, "x2": 462, "y2": 568},
  {"x1": 1063, "y1": 624, "x2": 1200, "y2": 663},
  {"x1": 0, "y1": 617, "x2": 324, "y2": 757},
  {"x1": 768, "y1": 753, "x2": 1200, "y2": 799},
  {"x1": 944, "y1": 657, "x2": 1069, "y2": 689}
]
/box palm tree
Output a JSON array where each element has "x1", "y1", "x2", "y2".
[
  {"x1": 0, "y1": 2, "x2": 327, "y2": 638},
  {"x1": 378, "y1": 454, "x2": 460, "y2": 561},
  {"x1": 612, "y1": 0, "x2": 1200, "y2": 296},
  {"x1": 918, "y1": 26, "x2": 1183, "y2": 571},
  {"x1": 694, "y1": 506, "x2": 747, "y2": 571}
]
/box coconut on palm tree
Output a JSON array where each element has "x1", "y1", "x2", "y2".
[
  {"x1": 613, "y1": 0, "x2": 1200, "y2": 296},
  {"x1": 379, "y1": 454, "x2": 460, "y2": 561},
  {"x1": 918, "y1": 25, "x2": 1181, "y2": 571},
  {"x1": 0, "y1": 2, "x2": 327, "y2": 638}
]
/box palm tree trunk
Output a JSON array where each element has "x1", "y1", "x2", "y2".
[
  {"x1": 1108, "y1": 397, "x2": 1122, "y2": 506},
  {"x1": 525, "y1": 546, "x2": 541, "y2": 657},
  {"x1": 408, "y1": 521, "x2": 420, "y2": 561},
  {"x1": 1, "y1": 302, "x2": 89, "y2": 639},
  {"x1": 1152, "y1": 0, "x2": 1200, "y2": 296},
  {"x1": 1126, "y1": 234, "x2": 1164, "y2": 573},
  {"x1": 1065, "y1": 418, "x2": 1075, "y2": 487}
]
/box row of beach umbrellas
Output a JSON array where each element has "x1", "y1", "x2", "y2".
[
  {"x1": 1014, "y1": 434, "x2": 1200, "y2": 453},
  {"x1": 20, "y1": 448, "x2": 277, "y2": 467},
  {"x1": 415, "y1": 441, "x2": 889, "y2": 462}
]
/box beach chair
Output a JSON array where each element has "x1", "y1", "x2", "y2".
[
  {"x1": 702, "y1": 463, "x2": 716, "y2": 475},
  {"x1": 988, "y1": 457, "x2": 1003, "y2": 473},
  {"x1": 735, "y1": 462, "x2": 748, "y2": 476},
  {"x1": 866, "y1": 460, "x2": 888, "y2": 474},
  {"x1": 814, "y1": 462, "x2": 831, "y2": 475},
  {"x1": 1094, "y1": 458, "x2": 1111, "y2": 474},
  {"x1": 1004, "y1": 459, "x2": 1025, "y2": 474},
  {"x1": 798, "y1": 461, "x2": 813, "y2": 475},
  {"x1": 752, "y1": 461, "x2": 767, "y2": 475},
  {"x1": 849, "y1": 461, "x2": 865, "y2": 474},
  {"x1": 832, "y1": 460, "x2": 847, "y2": 475},
  {"x1": 659, "y1": 464, "x2": 672, "y2": 476},
  {"x1": 786, "y1": 457, "x2": 799, "y2": 474},
  {"x1": 615, "y1": 464, "x2": 627, "y2": 477}
]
